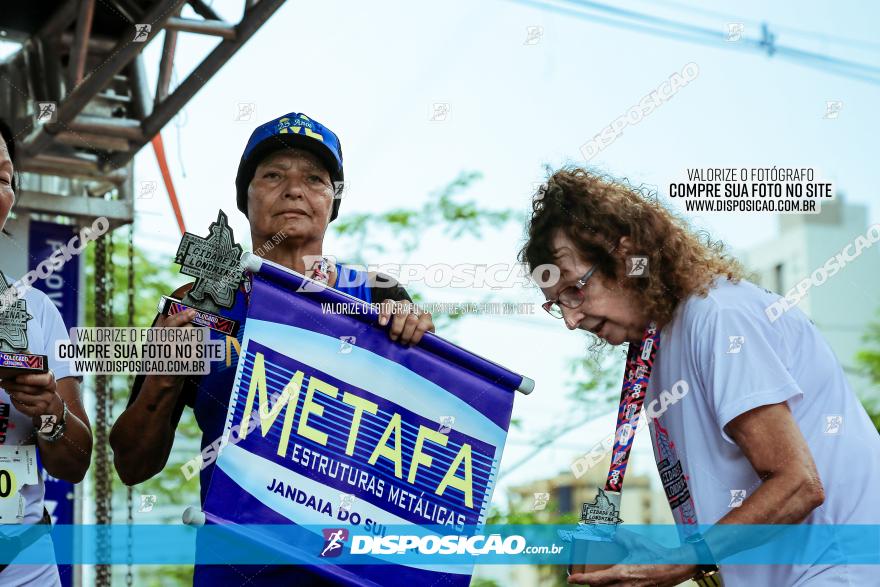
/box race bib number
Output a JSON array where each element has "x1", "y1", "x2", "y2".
[
  {"x1": 0, "y1": 445, "x2": 38, "y2": 524},
  {"x1": 0, "y1": 445, "x2": 37, "y2": 485}
]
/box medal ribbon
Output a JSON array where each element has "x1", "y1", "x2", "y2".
[{"x1": 605, "y1": 321, "x2": 660, "y2": 493}]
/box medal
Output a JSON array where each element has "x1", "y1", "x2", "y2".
[
  {"x1": 158, "y1": 210, "x2": 245, "y2": 336},
  {"x1": 566, "y1": 322, "x2": 660, "y2": 573},
  {"x1": 0, "y1": 273, "x2": 49, "y2": 378}
]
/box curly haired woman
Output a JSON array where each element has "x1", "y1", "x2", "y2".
[{"x1": 520, "y1": 167, "x2": 880, "y2": 587}]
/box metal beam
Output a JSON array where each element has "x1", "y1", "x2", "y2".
[
  {"x1": 23, "y1": 45, "x2": 49, "y2": 113},
  {"x1": 43, "y1": 39, "x2": 65, "y2": 104},
  {"x1": 69, "y1": 0, "x2": 97, "y2": 88},
  {"x1": 55, "y1": 130, "x2": 130, "y2": 152},
  {"x1": 108, "y1": 0, "x2": 143, "y2": 23},
  {"x1": 165, "y1": 17, "x2": 236, "y2": 40},
  {"x1": 16, "y1": 190, "x2": 134, "y2": 224},
  {"x1": 155, "y1": 18, "x2": 179, "y2": 103},
  {"x1": 60, "y1": 32, "x2": 117, "y2": 53},
  {"x1": 11, "y1": 0, "x2": 287, "y2": 198},
  {"x1": 130, "y1": 55, "x2": 153, "y2": 119},
  {"x1": 22, "y1": 0, "x2": 189, "y2": 156},
  {"x1": 188, "y1": 0, "x2": 221, "y2": 21},
  {"x1": 131, "y1": 0, "x2": 286, "y2": 157},
  {"x1": 19, "y1": 153, "x2": 128, "y2": 184},
  {"x1": 68, "y1": 115, "x2": 144, "y2": 140}
]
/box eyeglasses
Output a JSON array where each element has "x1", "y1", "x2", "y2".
[{"x1": 542, "y1": 265, "x2": 598, "y2": 319}]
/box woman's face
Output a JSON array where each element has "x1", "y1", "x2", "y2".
[
  {"x1": 0, "y1": 139, "x2": 14, "y2": 232},
  {"x1": 541, "y1": 231, "x2": 651, "y2": 345},
  {"x1": 246, "y1": 148, "x2": 334, "y2": 245}
]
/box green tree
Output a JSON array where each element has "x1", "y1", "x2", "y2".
[
  {"x1": 332, "y1": 171, "x2": 513, "y2": 259},
  {"x1": 331, "y1": 171, "x2": 517, "y2": 330},
  {"x1": 856, "y1": 315, "x2": 880, "y2": 432},
  {"x1": 83, "y1": 233, "x2": 202, "y2": 504},
  {"x1": 83, "y1": 232, "x2": 199, "y2": 586}
]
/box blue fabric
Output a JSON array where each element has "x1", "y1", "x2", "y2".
[
  {"x1": 190, "y1": 264, "x2": 371, "y2": 586},
  {"x1": 240, "y1": 112, "x2": 343, "y2": 176},
  {"x1": 193, "y1": 264, "x2": 372, "y2": 503},
  {"x1": 335, "y1": 264, "x2": 371, "y2": 307}
]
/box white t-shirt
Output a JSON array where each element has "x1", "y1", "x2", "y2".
[
  {"x1": 0, "y1": 285, "x2": 70, "y2": 585},
  {"x1": 646, "y1": 278, "x2": 880, "y2": 587}
]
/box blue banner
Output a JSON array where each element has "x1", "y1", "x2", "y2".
[
  {"x1": 200, "y1": 258, "x2": 529, "y2": 586},
  {"x1": 28, "y1": 220, "x2": 77, "y2": 587},
  {"x1": 6, "y1": 524, "x2": 880, "y2": 566},
  {"x1": 27, "y1": 221, "x2": 79, "y2": 329}
]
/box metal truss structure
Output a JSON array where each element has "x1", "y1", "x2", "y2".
[{"x1": 0, "y1": 0, "x2": 285, "y2": 226}]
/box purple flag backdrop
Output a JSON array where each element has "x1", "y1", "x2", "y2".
[{"x1": 28, "y1": 221, "x2": 77, "y2": 587}]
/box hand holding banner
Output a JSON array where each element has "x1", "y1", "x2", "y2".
[{"x1": 198, "y1": 254, "x2": 532, "y2": 586}]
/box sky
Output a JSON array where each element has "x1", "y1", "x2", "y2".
[{"x1": 122, "y1": 0, "x2": 880, "y2": 502}]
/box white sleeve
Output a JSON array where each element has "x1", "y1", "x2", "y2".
[
  {"x1": 38, "y1": 296, "x2": 76, "y2": 381},
  {"x1": 695, "y1": 302, "x2": 803, "y2": 445}
]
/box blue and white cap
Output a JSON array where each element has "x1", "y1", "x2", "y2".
[{"x1": 235, "y1": 112, "x2": 344, "y2": 221}]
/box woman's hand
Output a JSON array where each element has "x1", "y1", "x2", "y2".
[
  {"x1": 150, "y1": 307, "x2": 197, "y2": 389},
  {"x1": 1, "y1": 373, "x2": 92, "y2": 482},
  {"x1": 377, "y1": 300, "x2": 434, "y2": 346},
  {"x1": 1, "y1": 369, "x2": 64, "y2": 426},
  {"x1": 568, "y1": 529, "x2": 696, "y2": 586},
  {"x1": 567, "y1": 563, "x2": 696, "y2": 586}
]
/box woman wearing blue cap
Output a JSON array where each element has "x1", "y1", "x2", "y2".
[{"x1": 111, "y1": 112, "x2": 433, "y2": 585}]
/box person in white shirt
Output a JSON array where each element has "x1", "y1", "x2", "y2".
[
  {"x1": 0, "y1": 119, "x2": 93, "y2": 585},
  {"x1": 520, "y1": 167, "x2": 880, "y2": 587}
]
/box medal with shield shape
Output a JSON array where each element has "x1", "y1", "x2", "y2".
[
  {"x1": 0, "y1": 272, "x2": 48, "y2": 378},
  {"x1": 158, "y1": 210, "x2": 245, "y2": 336}
]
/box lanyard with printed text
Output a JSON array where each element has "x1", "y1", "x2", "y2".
[{"x1": 605, "y1": 321, "x2": 660, "y2": 493}]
